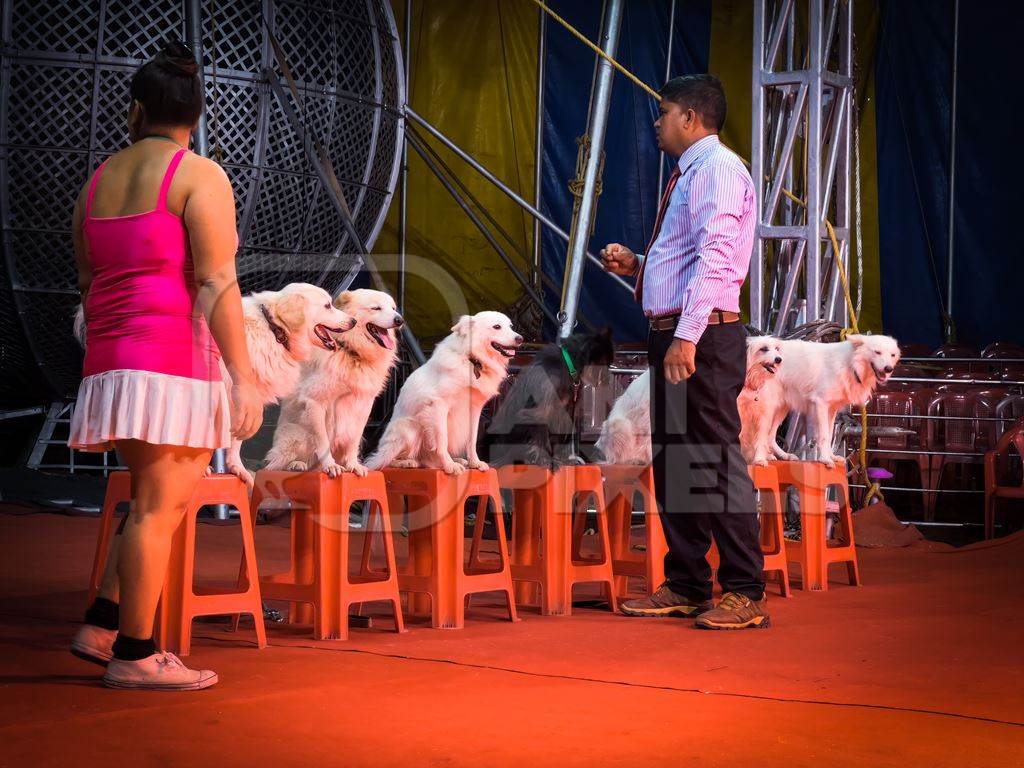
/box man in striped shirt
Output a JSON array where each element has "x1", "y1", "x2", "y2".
[{"x1": 601, "y1": 75, "x2": 768, "y2": 630}]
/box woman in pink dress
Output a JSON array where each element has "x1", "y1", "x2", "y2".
[{"x1": 67, "y1": 41, "x2": 263, "y2": 690}]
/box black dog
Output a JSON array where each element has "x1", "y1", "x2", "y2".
[{"x1": 485, "y1": 328, "x2": 614, "y2": 469}]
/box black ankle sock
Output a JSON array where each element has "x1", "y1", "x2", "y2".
[
  {"x1": 84, "y1": 597, "x2": 119, "y2": 631},
  {"x1": 112, "y1": 633, "x2": 156, "y2": 661}
]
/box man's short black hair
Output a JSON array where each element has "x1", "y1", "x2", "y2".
[{"x1": 659, "y1": 74, "x2": 726, "y2": 132}]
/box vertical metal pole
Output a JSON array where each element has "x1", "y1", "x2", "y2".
[
  {"x1": 184, "y1": 0, "x2": 209, "y2": 156},
  {"x1": 750, "y1": 0, "x2": 766, "y2": 330},
  {"x1": 805, "y1": 0, "x2": 824, "y2": 321},
  {"x1": 398, "y1": 0, "x2": 411, "y2": 313},
  {"x1": 532, "y1": 5, "x2": 546, "y2": 290},
  {"x1": 186, "y1": 0, "x2": 227, "y2": 516},
  {"x1": 838, "y1": 0, "x2": 852, "y2": 328},
  {"x1": 557, "y1": 0, "x2": 624, "y2": 340},
  {"x1": 946, "y1": 0, "x2": 959, "y2": 318},
  {"x1": 656, "y1": 0, "x2": 676, "y2": 198}
]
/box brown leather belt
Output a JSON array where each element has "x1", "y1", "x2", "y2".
[{"x1": 647, "y1": 309, "x2": 740, "y2": 332}]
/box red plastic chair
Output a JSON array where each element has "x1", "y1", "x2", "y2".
[
  {"x1": 984, "y1": 417, "x2": 1024, "y2": 539},
  {"x1": 981, "y1": 342, "x2": 1024, "y2": 359},
  {"x1": 932, "y1": 344, "x2": 980, "y2": 375},
  {"x1": 866, "y1": 391, "x2": 929, "y2": 510},
  {"x1": 924, "y1": 391, "x2": 983, "y2": 520}
]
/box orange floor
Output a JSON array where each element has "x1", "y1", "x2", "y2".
[{"x1": 1, "y1": 511, "x2": 1022, "y2": 767}]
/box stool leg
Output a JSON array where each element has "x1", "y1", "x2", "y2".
[
  {"x1": 801, "y1": 486, "x2": 827, "y2": 591},
  {"x1": 511, "y1": 489, "x2": 541, "y2": 607},
  {"x1": 375, "y1": 502, "x2": 407, "y2": 634},
  {"x1": 487, "y1": 491, "x2": 519, "y2": 623},
  {"x1": 238, "y1": 497, "x2": 267, "y2": 649},
  {"x1": 434, "y1": 487, "x2": 461, "y2": 629},
  {"x1": 607, "y1": 490, "x2": 630, "y2": 599},
  {"x1": 836, "y1": 485, "x2": 861, "y2": 587},
  {"x1": 291, "y1": 511, "x2": 316, "y2": 626},
  {"x1": 88, "y1": 487, "x2": 122, "y2": 604},
  {"x1": 771, "y1": 490, "x2": 791, "y2": 597},
  {"x1": 467, "y1": 495, "x2": 488, "y2": 570},
  {"x1": 592, "y1": 491, "x2": 618, "y2": 613}
]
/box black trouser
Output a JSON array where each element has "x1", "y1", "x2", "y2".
[{"x1": 648, "y1": 322, "x2": 764, "y2": 602}]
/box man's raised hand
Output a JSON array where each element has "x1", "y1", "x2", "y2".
[{"x1": 600, "y1": 243, "x2": 638, "y2": 276}]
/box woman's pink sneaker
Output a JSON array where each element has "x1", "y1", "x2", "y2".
[
  {"x1": 102, "y1": 652, "x2": 218, "y2": 691},
  {"x1": 70, "y1": 624, "x2": 116, "y2": 666}
]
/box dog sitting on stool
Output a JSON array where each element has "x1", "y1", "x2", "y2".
[
  {"x1": 486, "y1": 328, "x2": 614, "y2": 470},
  {"x1": 596, "y1": 335, "x2": 784, "y2": 466}
]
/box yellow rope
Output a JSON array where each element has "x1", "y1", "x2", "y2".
[{"x1": 526, "y1": 0, "x2": 663, "y2": 102}]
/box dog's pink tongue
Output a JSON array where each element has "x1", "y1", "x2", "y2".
[{"x1": 382, "y1": 332, "x2": 396, "y2": 350}]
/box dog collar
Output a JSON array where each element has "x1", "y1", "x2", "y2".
[
  {"x1": 260, "y1": 304, "x2": 290, "y2": 351},
  {"x1": 468, "y1": 355, "x2": 483, "y2": 379},
  {"x1": 559, "y1": 345, "x2": 579, "y2": 381}
]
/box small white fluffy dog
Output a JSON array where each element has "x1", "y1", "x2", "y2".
[
  {"x1": 737, "y1": 337, "x2": 788, "y2": 465},
  {"x1": 366, "y1": 311, "x2": 522, "y2": 475},
  {"x1": 596, "y1": 336, "x2": 784, "y2": 466},
  {"x1": 74, "y1": 283, "x2": 356, "y2": 486},
  {"x1": 264, "y1": 288, "x2": 402, "y2": 477},
  {"x1": 745, "y1": 334, "x2": 900, "y2": 467}
]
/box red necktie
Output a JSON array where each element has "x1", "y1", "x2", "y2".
[{"x1": 634, "y1": 166, "x2": 682, "y2": 304}]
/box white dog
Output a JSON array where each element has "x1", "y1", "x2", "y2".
[
  {"x1": 737, "y1": 337, "x2": 787, "y2": 465},
  {"x1": 219, "y1": 283, "x2": 356, "y2": 486},
  {"x1": 264, "y1": 288, "x2": 402, "y2": 477},
  {"x1": 751, "y1": 334, "x2": 900, "y2": 467},
  {"x1": 597, "y1": 336, "x2": 785, "y2": 466},
  {"x1": 366, "y1": 311, "x2": 522, "y2": 475}
]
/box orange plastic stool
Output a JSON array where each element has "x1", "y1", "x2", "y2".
[
  {"x1": 383, "y1": 468, "x2": 517, "y2": 629},
  {"x1": 247, "y1": 471, "x2": 405, "y2": 640},
  {"x1": 747, "y1": 464, "x2": 791, "y2": 597},
  {"x1": 87, "y1": 470, "x2": 132, "y2": 603},
  {"x1": 600, "y1": 464, "x2": 667, "y2": 599},
  {"x1": 496, "y1": 464, "x2": 617, "y2": 616},
  {"x1": 774, "y1": 461, "x2": 860, "y2": 591},
  {"x1": 88, "y1": 471, "x2": 267, "y2": 655}
]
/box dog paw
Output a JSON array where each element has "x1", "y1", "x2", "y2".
[
  {"x1": 204, "y1": 465, "x2": 214, "y2": 477},
  {"x1": 453, "y1": 457, "x2": 469, "y2": 467},
  {"x1": 443, "y1": 461, "x2": 466, "y2": 476},
  {"x1": 466, "y1": 459, "x2": 489, "y2": 472},
  {"x1": 286, "y1": 460, "x2": 309, "y2": 472},
  {"x1": 753, "y1": 456, "x2": 769, "y2": 467},
  {"x1": 391, "y1": 459, "x2": 419, "y2": 469},
  {"x1": 322, "y1": 461, "x2": 344, "y2": 478}
]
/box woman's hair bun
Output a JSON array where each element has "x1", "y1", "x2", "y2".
[{"x1": 156, "y1": 39, "x2": 198, "y2": 77}]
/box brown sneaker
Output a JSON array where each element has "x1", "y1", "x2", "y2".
[
  {"x1": 620, "y1": 583, "x2": 712, "y2": 618},
  {"x1": 695, "y1": 592, "x2": 770, "y2": 630}
]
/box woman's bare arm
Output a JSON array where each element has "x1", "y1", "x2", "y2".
[{"x1": 183, "y1": 157, "x2": 261, "y2": 439}]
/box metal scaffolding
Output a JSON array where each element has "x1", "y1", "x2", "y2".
[{"x1": 750, "y1": 0, "x2": 855, "y2": 335}]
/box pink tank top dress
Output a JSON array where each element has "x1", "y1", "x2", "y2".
[{"x1": 68, "y1": 148, "x2": 230, "y2": 452}]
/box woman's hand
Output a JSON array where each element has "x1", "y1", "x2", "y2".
[{"x1": 230, "y1": 378, "x2": 264, "y2": 440}]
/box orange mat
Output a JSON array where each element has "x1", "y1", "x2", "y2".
[{"x1": 1, "y1": 512, "x2": 1022, "y2": 767}]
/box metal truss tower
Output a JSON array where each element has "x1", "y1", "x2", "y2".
[{"x1": 750, "y1": 0, "x2": 855, "y2": 335}]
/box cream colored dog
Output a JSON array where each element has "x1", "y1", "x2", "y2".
[
  {"x1": 74, "y1": 283, "x2": 356, "y2": 486},
  {"x1": 596, "y1": 336, "x2": 785, "y2": 466},
  {"x1": 366, "y1": 311, "x2": 522, "y2": 475},
  {"x1": 745, "y1": 334, "x2": 900, "y2": 467},
  {"x1": 264, "y1": 288, "x2": 402, "y2": 477}
]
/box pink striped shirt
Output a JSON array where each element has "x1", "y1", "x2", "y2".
[{"x1": 639, "y1": 134, "x2": 756, "y2": 343}]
